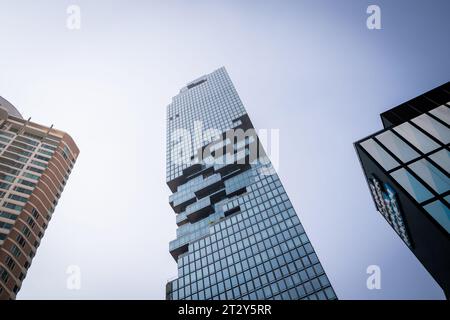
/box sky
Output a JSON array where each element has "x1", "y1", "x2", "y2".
[{"x1": 0, "y1": 0, "x2": 448, "y2": 299}]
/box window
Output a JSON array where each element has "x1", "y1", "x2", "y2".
[
  {"x1": 5, "y1": 256, "x2": 15, "y2": 271},
  {"x1": 376, "y1": 130, "x2": 419, "y2": 163},
  {"x1": 393, "y1": 122, "x2": 440, "y2": 153},
  {"x1": 0, "y1": 221, "x2": 13, "y2": 230},
  {"x1": 429, "y1": 105, "x2": 450, "y2": 125},
  {"x1": 360, "y1": 139, "x2": 399, "y2": 170},
  {"x1": 391, "y1": 168, "x2": 433, "y2": 203},
  {"x1": 3, "y1": 202, "x2": 22, "y2": 212},
  {"x1": 423, "y1": 201, "x2": 450, "y2": 234},
  {"x1": 0, "y1": 267, "x2": 9, "y2": 283},
  {"x1": 409, "y1": 159, "x2": 449, "y2": 194},
  {"x1": 429, "y1": 149, "x2": 450, "y2": 173},
  {"x1": 11, "y1": 245, "x2": 21, "y2": 258},
  {"x1": 16, "y1": 235, "x2": 26, "y2": 248},
  {"x1": 412, "y1": 114, "x2": 450, "y2": 144}
]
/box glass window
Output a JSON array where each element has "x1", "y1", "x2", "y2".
[
  {"x1": 376, "y1": 130, "x2": 419, "y2": 162},
  {"x1": 412, "y1": 114, "x2": 450, "y2": 144},
  {"x1": 360, "y1": 139, "x2": 399, "y2": 170},
  {"x1": 391, "y1": 168, "x2": 433, "y2": 203},
  {"x1": 429, "y1": 105, "x2": 450, "y2": 126},
  {"x1": 423, "y1": 200, "x2": 450, "y2": 234},
  {"x1": 429, "y1": 149, "x2": 450, "y2": 174},
  {"x1": 393, "y1": 122, "x2": 439, "y2": 153},
  {"x1": 409, "y1": 159, "x2": 449, "y2": 194}
]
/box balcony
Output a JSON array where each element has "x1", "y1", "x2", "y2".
[
  {"x1": 185, "y1": 197, "x2": 214, "y2": 222},
  {"x1": 194, "y1": 173, "x2": 224, "y2": 198},
  {"x1": 169, "y1": 190, "x2": 196, "y2": 213},
  {"x1": 176, "y1": 211, "x2": 188, "y2": 226}
]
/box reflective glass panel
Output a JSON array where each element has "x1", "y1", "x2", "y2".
[
  {"x1": 376, "y1": 130, "x2": 419, "y2": 163},
  {"x1": 360, "y1": 139, "x2": 399, "y2": 170},
  {"x1": 428, "y1": 149, "x2": 450, "y2": 174},
  {"x1": 423, "y1": 200, "x2": 450, "y2": 234},
  {"x1": 429, "y1": 105, "x2": 450, "y2": 126},
  {"x1": 412, "y1": 114, "x2": 450, "y2": 144},
  {"x1": 390, "y1": 168, "x2": 433, "y2": 203},
  {"x1": 408, "y1": 159, "x2": 449, "y2": 194},
  {"x1": 393, "y1": 122, "x2": 439, "y2": 153}
]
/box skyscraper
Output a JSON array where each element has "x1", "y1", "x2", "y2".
[
  {"x1": 165, "y1": 67, "x2": 336, "y2": 300},
  {"x1": 0, "y1": 97, "x2": 79, "y2": 300},
  {"x1": 354, "y1": 82, "x2": 450, "y2": 299}
]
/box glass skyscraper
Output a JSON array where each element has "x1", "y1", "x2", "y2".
[
  {"x1": 355, "y1": 82, "x2": 450, "y2": 299},
  {"x1": 165, "y1": 67, "x2": 336, "y2": 300}
]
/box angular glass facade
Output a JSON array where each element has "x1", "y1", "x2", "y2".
[
  {"x1": 165, "y1": 67, "x2": 336, "y2": 300},
  {"x1": 355, "y1": 82, "x2": 450, "y2": 299},
  {"x1": 359, "y1": 104, "x2": 450, "y2": 234}
]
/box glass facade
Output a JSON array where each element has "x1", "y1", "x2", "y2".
[
  {"x1": 165, "y1": 67, "x2": 336, "y2": 300},
  {"x1": 359, "y1": 103, "x2": 450, "y2": 234},
  {"x1": 356, "y1": 82, "x2": 450, "y2": 298}
]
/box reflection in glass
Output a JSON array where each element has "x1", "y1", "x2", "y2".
[
  {"x1": 360, "y1": 139, "x2": 399, "y2": 170},
  {"x1": 394, "y1": 122, "x2": 439, "y2": 153},
  {"x1": 429, "y1": 149, "x2": 450, "y2": 174},
  {"x1": 376, "y1": 130, "x2": 419, "y2": 163},
  {"x1": 412, "y1": 113, "x2": 450, "y2": 144},
  {"x1": 391, "y1": 168, "x2": 433, "y2": 203},
  {"x1": 429, "y1": 105, "x2": 450, "y2": 126},
  {"x1": 423, "y1": 200, "x2": 450, "y2": 234},
  {"x1": 409, "y1": 159, "x2": 449, "y2": 194}
]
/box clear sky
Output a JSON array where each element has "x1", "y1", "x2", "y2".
[{"x1": 0, "y1": 0, "x2": 448, "y2": 299}]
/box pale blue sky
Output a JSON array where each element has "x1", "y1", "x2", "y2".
[{"x1": 0, "y1": 0, "x2": 448, "y2": 299}]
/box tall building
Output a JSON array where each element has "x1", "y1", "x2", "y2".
[
  {"x1": 0, "y1": 97, "x2": 79, "y2": 299},
  {"x1": 354, "y1": 82, "x2": 450, "y2": 299},
  {"x1": 165, "y1": 67, "x2": 336, "y2": 300}
]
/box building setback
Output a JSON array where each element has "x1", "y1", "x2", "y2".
[
  {"x1": 354, "y1": 82, "x2": 450, "y2": 299},
  {"x1": 0, "y1": 97, "x2": 79, "y2": 299},
  {"x1": 165, "y1": 67, "x2": 336, "y2": 300}
]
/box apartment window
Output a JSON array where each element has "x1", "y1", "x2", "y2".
[
  {"x1": 3, "y1": 202, "x2": 23, "y2": 212},
  {"x1": 16, "y1": 235, "x2": 26, "y2": 248},
  {"x1": 0, "y1": 221, "x2": 13, "y2": 230},
  {"x1": 14, "y1": 187, "x2": 32, "y2": 195},
  {"x1": 0, "y1": 267, "x2": 9, "y2": 284},
  {"x1": 8, "y1": 194, "x2": 28, "y2": 203},
  {"x1": 31, "y1": 208, "x2": 39, "y2": 219},
  {"x1": 11, "y1": 245, "x2": 21, "y2": 258},
  {"x1": 5, "y1": 256, "x2": 15, "y2": 271},
  {"x1": 22, "y1": 226, "x2": 31, "y2": 238}
]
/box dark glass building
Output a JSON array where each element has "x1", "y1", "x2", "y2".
[
  {"x1": 355, "y1": 82, "x2": 450, "y2": 299},
  {"x1": 165, "y1": 67, "x2": 336, "y2": 300}
]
